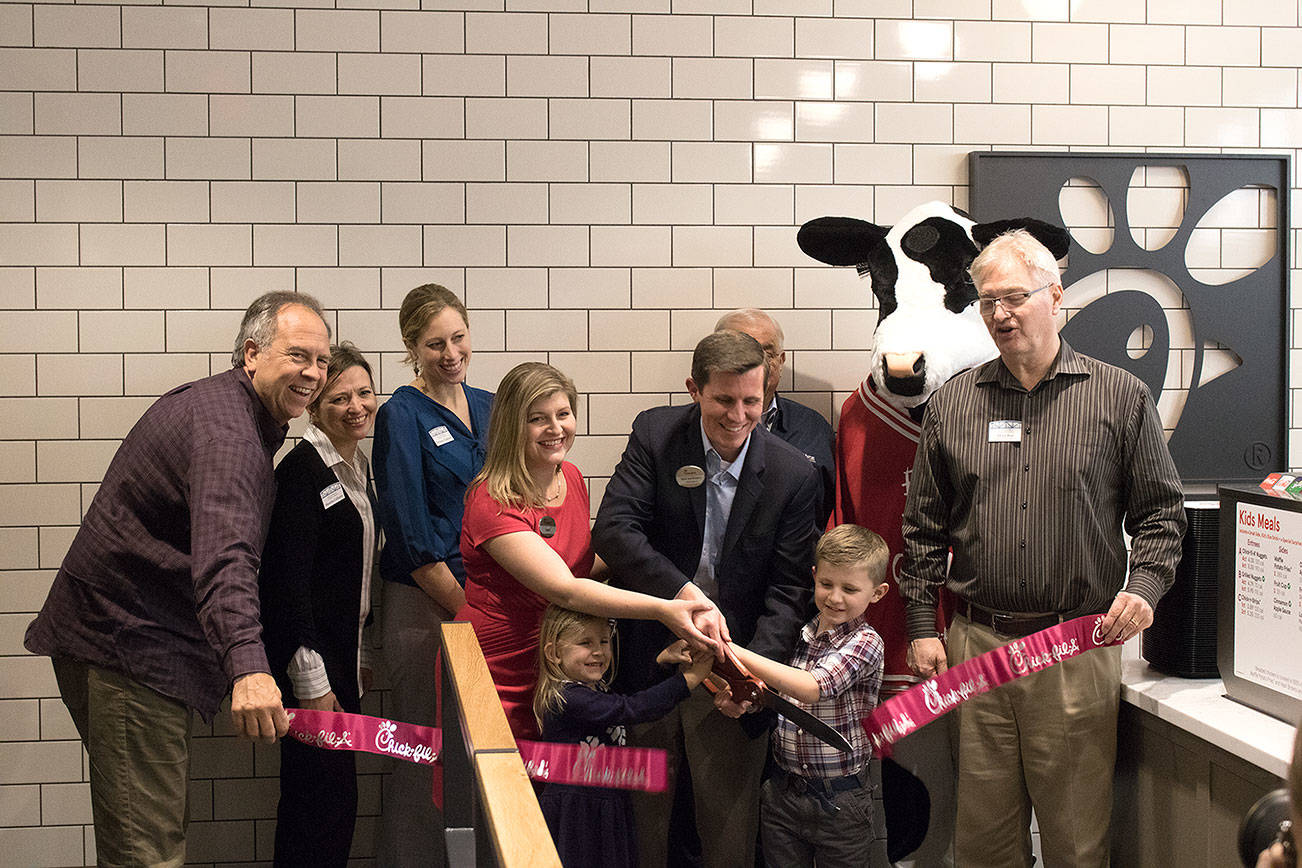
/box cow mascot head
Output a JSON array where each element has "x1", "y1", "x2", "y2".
[
  {"x1": 798, "y1": 200, "x2": 1071, "y2": 412},
  {"x1": 800, "y1": 200, "x2": 1070, "y2": 864}
]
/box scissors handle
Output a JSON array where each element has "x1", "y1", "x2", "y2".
[{"x1": 708, "y1": 643, "x2": 765, "y2": 705}]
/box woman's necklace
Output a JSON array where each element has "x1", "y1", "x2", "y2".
[
  {"x1": 543, "y1": 467, "x2": 563, "y2": 504},
  {"x1": 539, "y1": 468, "x2": 562, "y2": 538}
]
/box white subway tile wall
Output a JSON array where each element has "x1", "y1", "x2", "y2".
[{"x1": 2, "y1": 0, "x2": 1300, "y2": 863}]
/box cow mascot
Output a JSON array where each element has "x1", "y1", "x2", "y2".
[{"x1": 798, "y1": 201, "x2": 1071, "y2": 866}]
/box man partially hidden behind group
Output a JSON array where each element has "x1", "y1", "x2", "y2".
[
  {"x1": 25, "y1": 291, "x2": 332, "y2": 867},
  {"x1": 714, "y1": 308, "x2": 836, "y2": 528},
  {"x1": 901, "y1": 230, "x2": 1186, "y2": 866}
]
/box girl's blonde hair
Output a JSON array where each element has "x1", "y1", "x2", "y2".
[
  {"x1": 468, "y1": 362, "x2": 579, "y2": 509},
  {"x1": 533, "y1": 605, "x2": 612, "y2": 733}
]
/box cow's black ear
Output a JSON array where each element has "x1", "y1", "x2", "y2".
[
  {"x1": 797, "y1": 216, "x2": 890, "y2": 267},
  {"x1": 972, "y1": 218, "x2": 1071, "y2": 260}
]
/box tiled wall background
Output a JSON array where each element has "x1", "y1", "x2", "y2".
[{"x1": 2, "y1": 0, "x2": 1300, "y2": 864}]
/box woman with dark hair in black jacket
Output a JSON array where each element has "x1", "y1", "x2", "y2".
[{"x1": 259, "y1": 342, "x2": 379, "y2": 866}]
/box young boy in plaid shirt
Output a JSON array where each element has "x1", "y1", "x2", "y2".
[{"x1": 728, "y1": 523, "x2": 890, "y2": 868}]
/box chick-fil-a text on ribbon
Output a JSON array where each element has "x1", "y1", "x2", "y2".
[
  {"x1": 286, "y1": 708, "x2": 667, "y2": 793},
  {"x1": 862, "y1": 614, "x2": 1123, "y2": 757}
]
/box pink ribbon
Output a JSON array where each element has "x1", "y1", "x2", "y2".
[
  {"x1": 286, "y1": 708, "x2": 667, "y2": 793},
  {"x1": 862, "y1": 614, "x2": 1123, "y2": 757}
]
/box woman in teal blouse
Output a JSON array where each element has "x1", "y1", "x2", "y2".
[{"x1": 373, "y1": 284, "x2": 492, "y2": 866}]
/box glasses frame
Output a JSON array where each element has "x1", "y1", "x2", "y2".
[{"x1": 975, "y1": 281, "x2": 1056, "y2": 317}]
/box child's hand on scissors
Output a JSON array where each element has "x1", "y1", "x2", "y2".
[
  {"x1": 706, "y1": 678, "x2": 754, "y2": 718},
  {"x1": 656, "y1": 639, "x2": 692, "y2": 668},
  {"x1": 683, "y1": 648, "x2": 714, "y2": 690}
]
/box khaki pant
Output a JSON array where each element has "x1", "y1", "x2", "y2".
[
  {"x1": 630, "y1": 687, "x2": 769, "y2": 868},
  {"x1": 949, "y1": 615, "x2": 1122, "y2": 868},
  {"x1": 53, "y1": 658, "x2": 192, "y2": 868}
]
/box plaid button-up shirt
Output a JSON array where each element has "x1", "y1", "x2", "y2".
[{"x1": 772, "y1": 612, "x2": 884, "y2": 779}]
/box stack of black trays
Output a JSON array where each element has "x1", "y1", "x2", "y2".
[{"x1": 1141, "y1": 503, "x2": 1221, "y2": 678}]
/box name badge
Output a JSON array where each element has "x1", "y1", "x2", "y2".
[
  {"x1": 676, "y1": 465, "x2": 705, "y2": 488},
  {"x1": 988, "y1": 420, "x2": 1022, "y2": 443},
  {"x1": 320, "y1": 481, "x2": 345, "y2": 509},
  {"x1": 429, "y1": 426, "x2": 454, "y2": 446}
]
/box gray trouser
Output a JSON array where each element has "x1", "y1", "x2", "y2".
[
  {"x1": 377, "y1": 580, "x2": 446, "y2": 867},
  {"x1": 888, "y1": 713, "x2": 957, "y2": 867},
  {"x1": 54, "y1": 658, "x2": 192, "y2": 868}
]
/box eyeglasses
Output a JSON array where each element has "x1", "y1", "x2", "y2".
[{"x1": 975, "y1": 282, "x2": 1054, "y2": 316}]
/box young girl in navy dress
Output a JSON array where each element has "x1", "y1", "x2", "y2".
[{"x1": 533, "y1": 605, "x2": 713, "y2": 868}]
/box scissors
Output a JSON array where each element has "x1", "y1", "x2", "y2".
[{"x1": 704, "y1": 644, "x2": 853, "y2": 753}]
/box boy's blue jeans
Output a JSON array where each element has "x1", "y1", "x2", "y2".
[{"x1": 759, "y1": 758, "x2": 889, "y2": 868}]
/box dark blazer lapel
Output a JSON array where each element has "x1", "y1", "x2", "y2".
[
  {"x1": 720, "y1": 429, "x2": 766, "y2": 559},
  {"x1": 678, "y1": 405, "x2": 709, "y2": 538}
]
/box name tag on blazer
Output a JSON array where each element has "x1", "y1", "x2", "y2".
[{"x1": 320, "y1": 481, "x2": 346, "y2": 509}]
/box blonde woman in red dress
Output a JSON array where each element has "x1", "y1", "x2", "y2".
[{"x1": 457, "y1": 362, "x2": 719, "y2": 738}]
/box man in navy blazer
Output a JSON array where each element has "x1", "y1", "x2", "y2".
[{"x1": 593, "y1": 329, "x2": 821, "y2": 868}]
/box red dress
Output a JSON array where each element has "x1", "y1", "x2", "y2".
[{"x1": 457, "y1": 461, "x2": 595, "y2": 739}]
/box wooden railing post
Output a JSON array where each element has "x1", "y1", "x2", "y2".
[
  {"x1": 440, "y1": 622, "x2": 562, "y2": 868},
  {"x1": 441, "y1": 643, "x2": 478, "y2": 866}
]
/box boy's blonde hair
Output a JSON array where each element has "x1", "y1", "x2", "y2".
[
  {"x1": 816, "y1": 524, "x2": 889, "y2": 584},
  {"x1": 533, "y1": 605, "x2": 613, "y2": 733}
]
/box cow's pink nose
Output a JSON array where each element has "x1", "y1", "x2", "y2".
[{"x1": 883, "y1": 352, "x2": 923, "y2": 378}]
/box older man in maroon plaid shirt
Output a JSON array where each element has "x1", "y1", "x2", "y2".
[{"x1": 26, "y1": 291, "x2": 331, "y2": 867}]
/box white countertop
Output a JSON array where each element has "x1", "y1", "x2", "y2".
[{"x1": 1121, "y1": 658, "x2": 1295, "y2": 779}]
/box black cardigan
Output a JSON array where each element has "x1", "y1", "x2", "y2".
[{"x1": 258, "y1": 438, "x2": 372, "y2": 711}]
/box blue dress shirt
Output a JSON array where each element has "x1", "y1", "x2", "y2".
[
  {"x1": 692, "y1": 420, "x2": 752, "y2": 602},
  {"x1": 373, "y1": 383, "x2": 493, "y2": 588}
]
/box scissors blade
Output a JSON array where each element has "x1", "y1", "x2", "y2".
[
  {"x1": 705, "y1": 644, "x2": 852, "y2": 753},
  {"x1": 760, "y1": 687, "x2": 853, "y2": 753}
]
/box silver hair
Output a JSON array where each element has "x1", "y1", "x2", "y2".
[
  {"x1": 230, "y1": 291, "x2": 329, "y2": 367},
  {"x1": 714, "y1": 308, "x2": 785, "y2": 350},
  {"x1": 969, "y1": 229, "x2": 1061, "y2": 292}
]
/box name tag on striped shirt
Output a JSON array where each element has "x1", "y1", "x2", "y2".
[
  {"x1": 988, "y1": 420, "x2": 1022, "y2": 443},
  {"x1": 320, "y1": 481, "x2": 345, "y2": 509}
]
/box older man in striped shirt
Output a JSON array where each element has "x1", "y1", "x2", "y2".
[{"x1": 899, "y1": 229, "x2": 1185, "y2": 868}]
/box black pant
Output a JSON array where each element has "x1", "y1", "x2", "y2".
[
  {"x1": 759, "y1": 762, "x2": 888, "y2": 868},
  {"x1": 274, "y1": 733, "x2": 359, "y2": 867}
]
